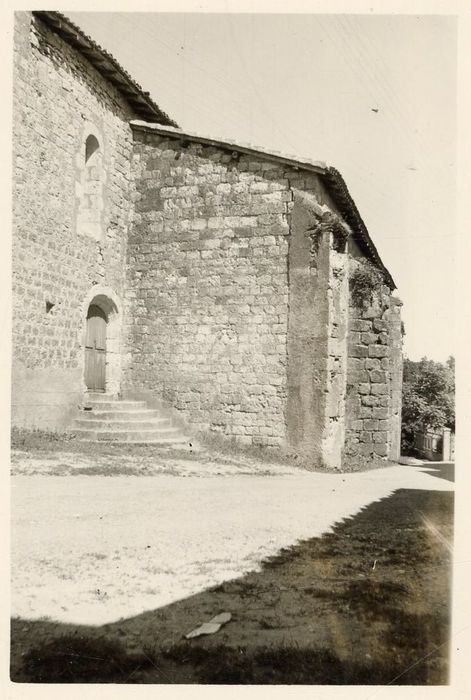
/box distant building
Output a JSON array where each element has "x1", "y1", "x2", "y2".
[{"x1": 12, "y1": 11, "x2": 403, "y2": 469}]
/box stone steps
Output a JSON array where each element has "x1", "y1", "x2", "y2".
[
  {"x1": 83, "y1": 400, "x2": 148, "y2": 412},
  {"x1": 79, "y1": 410, "x2": 166, "y2": 422},
  {"x1": 71, "y1": 393, "x2": 189, "y2": 445},
  {"x1": 72, "y1": 428, "x2": 187, "y2": 443}
]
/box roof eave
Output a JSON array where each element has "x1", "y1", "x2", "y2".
[
  {"x1": 32, "y1": 11, "x2": 178, "y2": 127},
  {"x1": 130, "y1": 120, "x2": 327, "y2": 174},
  {"x1": 324, "y1": 167, "x2": 396, "y2": 289}
]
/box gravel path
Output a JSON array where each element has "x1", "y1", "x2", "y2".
[{"x1": 11, "y1": 463, "x2": 452, "y2": 626}]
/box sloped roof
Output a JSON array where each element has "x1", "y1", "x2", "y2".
[
  {"x1": 131, "y1": 121, "x2": 396, "y2": 289},
  {"x1": 33, "y1": 11, "x2": 178, "y2": 126}
]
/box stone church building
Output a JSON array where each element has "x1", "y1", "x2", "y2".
[{"x1": 12, "y1": 11, "x2": 403, "y2": 469}]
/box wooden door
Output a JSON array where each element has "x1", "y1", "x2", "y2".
[{"x1": 85, "y1": 304, "x2": 107, "y2": 392}]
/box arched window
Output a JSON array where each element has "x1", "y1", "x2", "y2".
[
  {"x1": 85, "y1": 134, "x2": 99, "y2": 164},
  {"x1": 76, "y1": 130, "x2": 104, "y2": 241}
]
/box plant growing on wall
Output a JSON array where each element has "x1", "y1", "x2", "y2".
[{"x1": 349, "y1": 260, "x2": 384, "y2": 309}]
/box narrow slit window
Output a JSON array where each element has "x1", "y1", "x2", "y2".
[
  {"x1": 77, "y1": 132, "x2": 103, "y2": 240},
  {"x1": 85, "y1": 134, "x2": 99, "y2": 164}
]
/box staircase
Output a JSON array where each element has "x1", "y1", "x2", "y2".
[{"x1": 71, "y1": 393, "x2": 189, "y2": 445}]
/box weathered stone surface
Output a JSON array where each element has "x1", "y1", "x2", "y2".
[
  {"x1": 125, "y1": 130, "x2": 295, "y2": 447},
  {"x1": 12, "y1": 12, "x2": 135, "y2": 428},
  {"x1": 363, "y1": 419, "x2": 379, "y2": 431},
  {"x1": 373, "y1": 319, "x2": 388, "y2": 332},
  {"x1": 369, "y1": 345, "x2": 389, "y2": 358},
  {"x1": 350, "y1": 345, "x2": 369, "y2": 358},
  {"x1": 344, "y1": 262, "x2": 402, "y2": 463},
  {"x1": 372, "y1": 407, "x2": 389, "y2": 419},
  {"x1": 365, "y1": 358, "x2": 381, "y2": 370},
  {"x1": 358, "y1": 383, "x2": 371, "y2": 395},
  {"x1": 350, "y1": 319, "x2": 372, "y2": 332},
  {"x1": 361, "y1": 332, "x2": 378, "y2": 345},
  {"x1": 370, "y1": 383, "x2": 388, "y2": 395},
  {"x1": 349, "y1": 370, "x2": 369, "y2": 383},
  {"x1": 348, "y1": 358, "x2": 366, "y2": 371},
  {"x1": 359, "y1": 442, "x2": 375, "y2": 455},
  {"x1": 349, "y1": 419, "x2": 364, "y2": 430},
  {"x1": 361, "y1": 396, "x2": 381, "y2": 407}
]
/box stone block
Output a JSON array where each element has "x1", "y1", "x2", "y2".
[
  {"x1": 370, "y1": 370, "x2": 387, "y2": 383},
  {"x1": 370, "y1": 383, "x2": 388, "y2": 395},
  {"x1": 350, "y1": 319, "x2": 372, "y2": 332},
  {"x1": 350, "y1": 370, "x2": 369, "y2": 383},
  {"x1": 365, "y1": 358, "x2": 381, "y2": 370},
  {"x1": 361, "y1": 395, "x2": 380, "y2": 406},
  {"x1": 360, "y1": 443, "x2": 375, "y2": 455},
  {"x1": 350, "y1": 345, "x2": 369, "y2": 358},
  {"x1": 372, "y1": 407, "x2": 389, "y2": 419},
  {"x1": 369, "y1": 344, "x2": 389, "y2": 358},
  {"x1": 361, "y1": 332, "x2": 378, "y2": 345},
  {"x1": 349, "y1": 419, "x2": 363, "y2": 431},
  {"x1": 373, "y1": 319, "x2": 388, "y2": 332},
  {"x1": 249, "y1": 181, "x2": 269, "y2": 193},
  {"x1": 349, "y1": 332, "x2": 361, "y2": 345},
  {"x1": 363, "y1": 419, "x2": 379, "y2": 431},
  {"x1": 363, "y1": 304, "x2": 382, "y2": 319}
]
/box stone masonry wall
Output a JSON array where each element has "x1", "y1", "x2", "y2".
[
  {"x1": 387, "y1": 296, "x2": 403, "y2": 461},
  {"x1": 286, "y1": 191, "x2": 349, "y2": 469},
  {"x1": 125, "y1": 127, "x2": 349, "y2": 448},
  {"x1": 12, "y1": 12, "x2": 137, "y2": 428},
  {"x1": 344, "y1": 257, "x2": 402, "y2": 461},
  {"x1": 125, "y1": 130, "x2": 290, "y2": 446}
]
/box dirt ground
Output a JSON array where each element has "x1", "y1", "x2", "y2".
[{"x1": 10, "y1": 443, "x2": 454, "y2": 684}]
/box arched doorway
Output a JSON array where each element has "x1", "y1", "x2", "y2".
[
  {"x1": 81, "y1": 287, "x2": 121, "y2": 397},
  {"x1": 85, "y1": 304, "x2": 107, "y2": 392}
]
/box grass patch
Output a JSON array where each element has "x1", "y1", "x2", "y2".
[
  {"x1": 156, "y1": 638, "x2": 441, "y2": 684},
  {"x1": 11, "y1": 426, "x2": 396, "y2": 474},
  {"x1": 19, "y1": 627, "x2": 448, "y2": 685},
  {"x1": 21, "y1": 634, "x2": 151, "y2": 683},
  {"x1": 195, "y1": 430, "x2": 311, "y2": 468},
  {"x1": 343, "y1": 579, "x2": 409, "y2": 614},
  {"x1": 195, "y1": 430, "x2": 395, "y2": 473}
]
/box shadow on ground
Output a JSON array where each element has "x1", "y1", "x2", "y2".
[
  {"x1": 417, "y1": 462, "x2": 454, "y2": 484},
  {"x1": 11, "y1": 485, "x2": 453, "y2": 685}
]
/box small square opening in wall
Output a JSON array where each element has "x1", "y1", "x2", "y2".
[{"x1": 45, "y1": 301, "x2": 54, "y2": 314}]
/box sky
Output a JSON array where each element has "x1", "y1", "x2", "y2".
[{"x1": 68, "y1": 11, "x2": 457, "y2": 362}]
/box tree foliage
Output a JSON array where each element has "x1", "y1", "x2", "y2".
[{"x1": 401, "y1": 356, "x2": 455, "y2": 452}]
